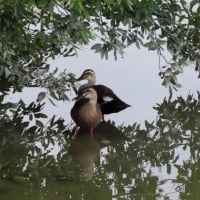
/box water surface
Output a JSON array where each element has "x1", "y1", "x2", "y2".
[{"x1": 1, "y1": 46, "x2": 200, "y2": 200}]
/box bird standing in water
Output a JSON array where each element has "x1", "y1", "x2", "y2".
[
  {"x1": 71, "y1": 87, "x2": 102, "y2": 135},
  {"x1": 76, "y1": 69, "x2": 130, "y2": 118}
]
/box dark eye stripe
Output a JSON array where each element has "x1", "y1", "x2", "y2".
[{"x1": 82, "y1": 89, "x2": 90, "y2": 94}]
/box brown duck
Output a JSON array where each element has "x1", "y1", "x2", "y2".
[
  {"x1": 71, "y1": 87, "x2": 102, "y2": 135},
  {"x1": 76, "y1": 69, "x2": 130, "y2": 117}
]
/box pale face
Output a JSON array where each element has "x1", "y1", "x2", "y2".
[
  {"x1": 83, "y1": 70, "x2": 95, "y2": 82},
  {"x1": 83, "y1": 88, "x2": 97, "y2": 100},
  {"x1": 76, "y1": 69, "x2": 96, "y2": 90}
]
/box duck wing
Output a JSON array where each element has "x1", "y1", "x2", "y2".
[{"x1": 92, "y1": 85, "x2": 130, "y2": 114}]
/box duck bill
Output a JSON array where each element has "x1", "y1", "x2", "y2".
[
  {"x1": 76, "y1": 74, "x2": 85, "y2": 81},
  {"x1": 72, "y1": 93, "x2": 84, "y2": 102}
]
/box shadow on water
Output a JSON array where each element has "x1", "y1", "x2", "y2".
[{"x1": 1, "y1": 93, "x2": 200, "y2": 199}]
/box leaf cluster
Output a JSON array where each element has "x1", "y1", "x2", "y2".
[{"x1": 0, "y1": 0, "x2": 199, "y2": 95}]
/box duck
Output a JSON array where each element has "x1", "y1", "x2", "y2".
[
  {"x1": 71, "y1": 87, "x2": 102, "y2": 135},
  {"x1": 76, "y1": 69, "x2": 130, "y2": 117}
]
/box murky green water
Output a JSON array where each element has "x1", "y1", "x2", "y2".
[{"x1": 1, "y1": 93, "x2": 200, "y2": 200}]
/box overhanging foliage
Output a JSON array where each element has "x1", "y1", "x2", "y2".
[{"x1": 0, "y1": 0, "x2": 199, "y2": 96}]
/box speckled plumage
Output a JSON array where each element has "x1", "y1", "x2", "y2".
[{"x1": 71, "y1": 88, "x2": 102, "y2": 130}]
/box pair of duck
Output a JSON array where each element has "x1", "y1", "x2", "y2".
[{"x1": 71, "y1": 69, "x2": 130, "y2": 134}]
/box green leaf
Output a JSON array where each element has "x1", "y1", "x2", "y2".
[
  {"x1": 34, "y1": 113, "x2": 48, "y2": 118},
  {"x1": 35, "y1": 0, "x2": 50, "y2": 8},
  {"x1": 190, "y1": 0, "x2": 199, "y2": 10},
  {"x1": 91, "y1": 43, "x2": 102, "y2": 52},
  {"x1": 37, "y1": 92, "x2": 46, "y2": 102},
  {"x1": 48, "y1": 97, "x2": 57, "y2": 106},
  {"x1": 49, "y1": 91, "x2": 58, "y2": 100}
]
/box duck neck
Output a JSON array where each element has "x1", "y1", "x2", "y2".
[
  {"x1": 89, "y1": 98, "x2": 97, "y2": 106},
  {"x1": 79, "y1": 76, "x2": 96, "y2": 91}
]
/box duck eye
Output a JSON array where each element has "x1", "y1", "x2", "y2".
[
  {"x1": 84, "y1": 92, "x2": 90, "y2": 97},
  {"x1": 84, "y1": 73, "x2": 89, "y2": 77},
  {"x1": 83, "y1": 89, "x2": 89, "y2": 95}
]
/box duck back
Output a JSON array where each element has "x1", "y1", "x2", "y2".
[{"x1": 92, "y1": 85, "x2": 130, "y2": 114}]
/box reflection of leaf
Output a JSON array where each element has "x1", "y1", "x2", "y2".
[
  {"x1": 22, "y1": 122, "x2": 29, "y2": 128},
  {"x1": 50, "y1": 115, "x2": 56, "y2": 126},
  {"x1": 36, "y1": 120, "x2": 44, "y2": 127},
  {"x1": 29, "y1": 114, "x2": 33, "y2": 121},
  {"x1": 26, "y1": 126, "x2": 37, "y2": 133},
  {"x1": 167, "y1": 163, "x2": 171, "y2": 174},
  {"x1": 2, "y1": 93, "x2": 200, "y2": 199},
  {"x1": 34, "y1": 113, "x2": 48, "y2": 118}
]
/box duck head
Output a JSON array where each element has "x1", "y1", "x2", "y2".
[
  {"x1": 76, "y1": 69, "x2": 96, "y2": 84},
  {"x1": 72, "y1": 87, "x2": 98, "y2": 103}
]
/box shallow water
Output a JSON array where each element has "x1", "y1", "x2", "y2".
[{"x1": 1, "y1": 94, "x2": 200, "y2": 200}]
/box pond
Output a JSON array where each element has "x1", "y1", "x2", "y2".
[{"x1": 1, "y1": 46, "x2": 200, "y2": 200}]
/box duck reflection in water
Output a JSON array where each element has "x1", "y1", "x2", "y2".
[
  {"x1": 70, "y1": 130, "x2": 100, "y2": 180},
  {"x1": 70, "y1": 121, "x2": 127, "y2": 180}
]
